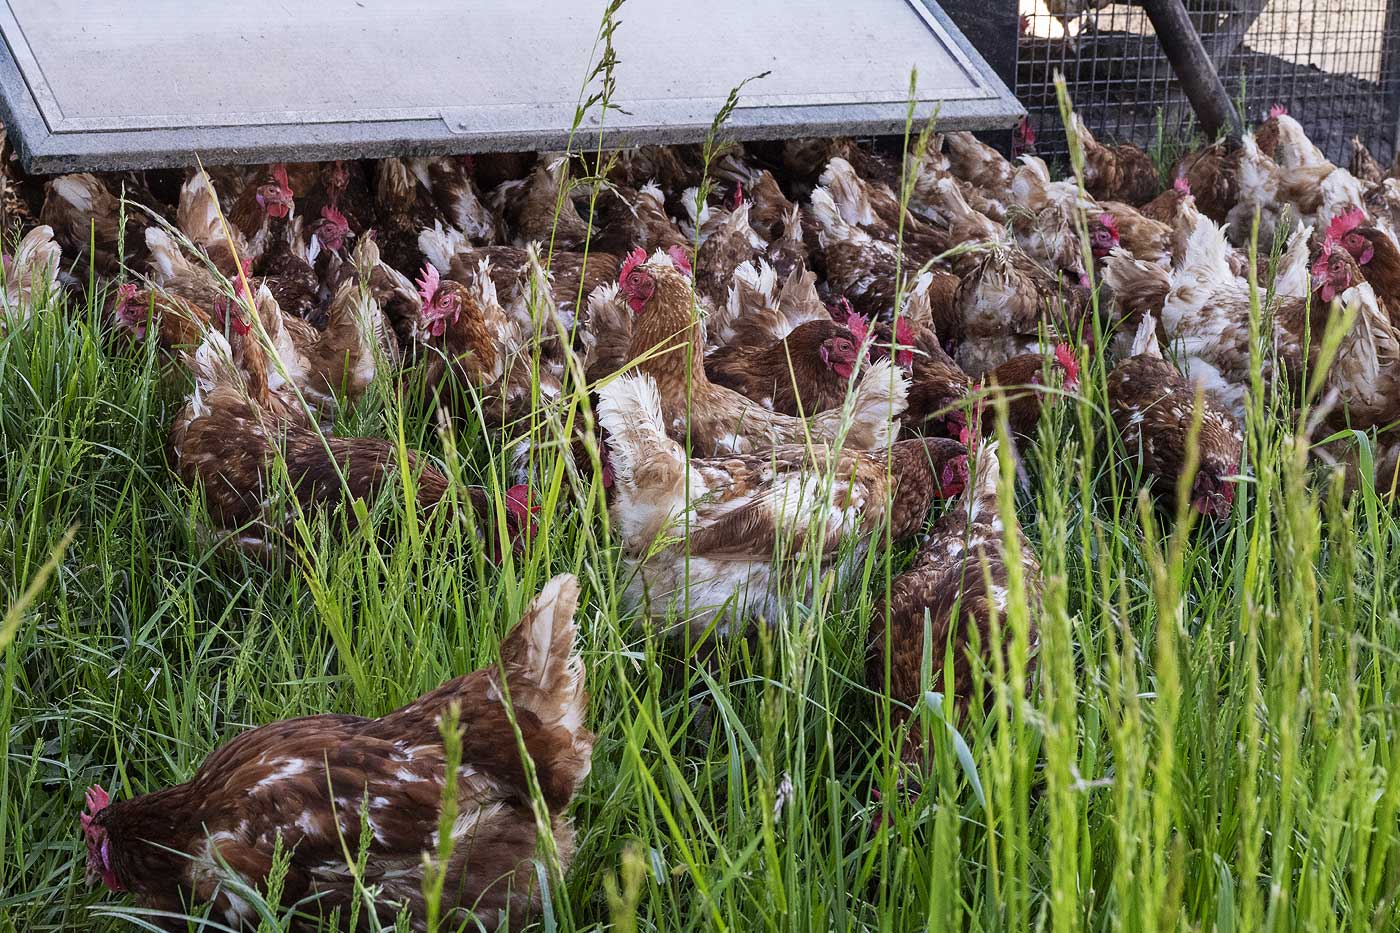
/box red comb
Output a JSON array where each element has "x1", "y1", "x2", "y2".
[
  {"x1": 1019, "y1": 13, "x2": 1030, "y2": 35},
  {"x1": 85, "y1": 784, "x2": 110, "y2": 815},
  {"x1": 1099, "y1": 212, "x2": 1119, "y2": 235},
  {"x1": 505, "y1": 484, "x2": 539, "y2": 513},
  {"x1": 730, "y1": 180, "x2": 744, "y2": 210},
  {"x1": 321, "y1": 204, "x2": 349, "y2": 229},
  {"x1": 667, "y1": 245, "x2": 692, "y2": 275},
  {"x1": 619, "y1": 246, "x2": 647, "y2": 284},
  {"x1": 271, "y1": 163, "x2": 291, "y2": 195},
  {"x1": 81, "y1": 784, "x2": 110, "y2": 832},
  {"x1": 1016, "y1": 116, "x2": 1037, "y2": 149},
  {"x1": 1269, "y1": 104, "x2": 1288, "y2": 119},
  {"x1": 894, "y1": 318, "x2": 915, "y2": 368},
  {"x1": 116, "y1": 282, "x2": 138, "y2": 302},
  {"x1": 1173, "y1": 174, "x2": 1191, "y2": 196},
  {"x1": 1054, "y1": 344, "x2": 1080, "y2": 387},
  {"x1": 845, "y1": 312, "x2": 870, "y2": 347},
  {"x1": 416, "y1": 263, "x2": 440, "y2": 306},
  {"x1": 213, "y1": 296, "x2": 251, "y2": 336},
  {"x1": 831, "y1": 296, "x2": 855, "y2": 324},
  {"x1": 1326, "y1": 207, "x2": 1366, "y2": 243}
]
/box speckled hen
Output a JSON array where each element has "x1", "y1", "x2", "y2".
[{"x1": 81, "y1": 574, "x2": 591, "y2": 932}]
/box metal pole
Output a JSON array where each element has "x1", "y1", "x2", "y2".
[
  {"x1": 1139, "y1": 0, "x2": 1243, "y2": 142},
  {"x1": 1380, "y1": 0, "x2": 1400, "y2": 163}
]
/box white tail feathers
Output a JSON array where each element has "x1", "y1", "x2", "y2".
[
  {"x1": 1273, "y1": 113, "x2": 1328, "y2": 170},
  {"x1": 1103, "y1": 247, "x2": 1171, "y2": 312},
  {"x1": 187, "y1": 328, "x2": 244, "y2": 403},
  {"x1": 809, "y1": 187, "x2": 867, "y2": 249},
  {"x1": 500, "y1": 573, "x2": 583, "y2": 699},
  {"x1": 176, "y1": 171, "x2": 224, "y2": 248},
  {"x1": 144, "y1": 227, "x2": 195, "y2": 284},
  {"x1": 1130, "y1": 312, "x2": 1163, "y2": 358},
  {"x1": 966, "y1": 438, "x2": 1003, "y2": 524},
  {"x1": 1070, "y1": 112, "x2": 1097, "y2": 147},
  {"x1": 48, "y1": 173, "x2": 104, "y2": 215},
  {"x1": 1178, "y1": 215, "x2": 1235, "y2": 288},
  {"x1": 498, "y1": 573, "x2": 593, "y2": 789},
  {"x1": 1, "y1": 225, "x2": 60, "y2": 320},
  {"x1": 810, "y1": 357, "x2": 909, "y2": 449},
  {"x1": 818, "y1": 157, "x2": 878, "y2": 227},
  {"x1": 418, "y1": 220, "x2": 465, "y2": 274},
  {"x1": 1272, "y1": 223, "x2": 1315, "y2": 299},
  {"x1": 596, "y1": 373, "x2": 682, "y2": 489},
  {"x1": 1335, "y1": 280, "x2": 1400, "y2": 407}
]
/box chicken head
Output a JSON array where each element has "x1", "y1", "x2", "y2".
[
  {"x1": 416, "y1": 263, "x2": 459, "y2": 338},
  {"x1": 1090, "y1": 213, "x2": 1120, "y2": 259},
  {"x1": 255, "y1": 164, "x2": 295, "y2": 219},
  {"x1": 314, "y1": 205, "x2": 352, "y2": 253},
  {"x1": 81, "y1": 784, "x2": 123, "y2": 892},
  {"x1": 1328, "y1": 207, "x2": 1373, "y2": 266},
  {"x1": 619, "y1": 247, "x2": 656, "y2": 313},
  {"x1": 1311, "y1": 239, "x2": 1359, "y2": 303}
]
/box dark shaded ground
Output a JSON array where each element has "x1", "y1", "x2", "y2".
[{"x1": 1019, "y1": 29, "x2": 1397, "y2": 168}]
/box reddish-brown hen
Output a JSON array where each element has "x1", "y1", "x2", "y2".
[
  {"x1": 1073, "y1": 115, "x2": 1160, "y2": 206},
  {"x1": 81, "y1": 574, "x2": 590, "y2": 932},
  {"x1": 868, "y1": 440, "x2": 1040, "y2": 764},
  {"x1": 620, "y1": 247, "x2": 907, "y2": 455},
  {"x1": 1107, "y1": 315, "x2": 1244, "y2": 517}
]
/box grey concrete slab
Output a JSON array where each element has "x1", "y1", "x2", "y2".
[{"x1": 0, "y1": 0, "x2": 1023, "y2": 173}]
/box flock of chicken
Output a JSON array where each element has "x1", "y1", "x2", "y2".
[{"x1": 0, "y1": 102, "x2": 1387, "y2": 928}]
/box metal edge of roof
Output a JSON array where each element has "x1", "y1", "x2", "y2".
[{"x1": 0, "y1": 1, "x2": 1024, "y2": 174}]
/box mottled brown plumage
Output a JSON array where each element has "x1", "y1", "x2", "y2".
[
  {"x1": 868, "y1": 441, "x2": 1040, "y2": 763},
  {"x1": 1107, "y1": 315, "x2": 1243, "y2": 517},
  {"x1": 621, "y1": 249, "x2": 906, "y2": 455},
  {"x1": 1169, "y1": 142, "x2": 1240, "y2": 225},
  {"x1": 1074, "y1": 115, "x2": 1160, "y2": 206},
  {"x1": 705, "y1": 319, "x2": 862, "y2": 415},
  {"x1": 979, "y1": 347, "x2": 1080, "y2": 440},
  {"x1": 1350, "y1": 136, "x2": 1386, "y2": 186},
  {"x1": 492, "y1": 153, "x2": 593, "y2": 251},
  {"x1": 599, "y1": 368, "x2": 964, "y2": 635},
  {"x1": 81, "y1": 575, "x2": 591, "y2": 932},
  {"x1": 40, "y1": 173, "x2": 153, "y2": 276},
  {"x1": 373, "y1": 157, "x2": 446, "y2": 276}
]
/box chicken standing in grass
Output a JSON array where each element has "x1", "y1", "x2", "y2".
[
  {"x1": 170, "y1": 325, "x2": 534, "y2": 556},
  {"x1": 1107, "y1": 314, "x2": 1244, "y2": 517},
  {"x1": 620, "y1": 246, "x2": 907, "y2": 455},
  {"x1": 81, "y1": 574, "x2": 590, "y2": 931},
  {"x1": 867, "y1": 439, "x2": 1040, "y2": 763},
  {"x1": 0, "y1": 224, "x2": 60, "y2": 325},
  {"x1": 597, "y1": 371, "x2": 967, "y2": 637}
]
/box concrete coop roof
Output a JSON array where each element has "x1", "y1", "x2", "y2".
[{"x1": 0, "y1": 0, "x2": 1023, "y2": 173}]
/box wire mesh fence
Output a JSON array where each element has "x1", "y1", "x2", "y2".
[{"x1": 1017, "y1": 0, "x2": 1400, "y2": 166}]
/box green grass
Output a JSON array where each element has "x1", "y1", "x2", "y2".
[
  {"x1": 6, "y1": 43, "x2": 1400, "y2": 933},
  {"x1": 4, "y1": 234, "x2": 1400, "y2": 932}
]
